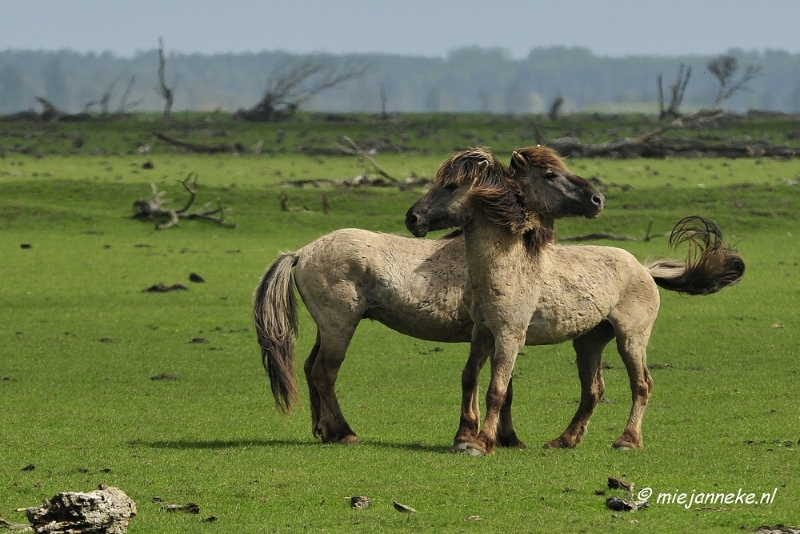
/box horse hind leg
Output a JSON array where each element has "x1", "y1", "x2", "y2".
[
  {"x1": 310, "y1": 324, "x2": 360, "y2": 444},
  {"x1": 613, "y1": 331, "x2": 654, "y2": 450},
  {"x1": 545, "y1": 321, "x2": 615, "y2": 449},
  {"x1": 303, "y1": 332, "x2": 323, "y2": 439},
  {"x1": 497, "y1": 376, "x2": 526, "y2": 449}
]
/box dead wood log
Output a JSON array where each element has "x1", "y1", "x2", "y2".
[
  {"x1": 25, "y1": 484, "x2": 136, "y2": 534},
  {"x1": 342, "y1": 135, "x2": 398, "y2": 183},
  {"x1": 132, "y1": 173, "x2": 236, "y2": 230},
  {"x1": 549, "y1": 109, "x2": 799, "y2": 159},
  {"x1": 143, "y1": 283, "x2": 188, "y2": 292},
  {"x1": 560, "y1": 221, "x2": 664, "y2": 243},
  {"x1": 152, "y1": 132, "x2": 238, "y2": 154}
]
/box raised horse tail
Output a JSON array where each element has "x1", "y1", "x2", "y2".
[
  {"x1": 253, "y1": 252, "x2": 301, "y2": 412},
  {"x1": 645, "y1": 216, "x2": 745, "y2": 295}
]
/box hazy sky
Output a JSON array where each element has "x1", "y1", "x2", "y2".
[{"x1": 2, "y1": 0, "x2": 798, "y2": 58}]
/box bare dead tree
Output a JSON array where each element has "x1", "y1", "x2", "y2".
[
  {"x1": 547, "y1": 96, "x2": 564, "y2": 121},
  {"x1": 154, "y1": 37, "x2": 177, "y2": 118},
  {"x1": 133, "y1": 173, "x2": 236, "y2": 230},
  {"x1": 708, "y1": 54, "x2": 762, "y2": 106},
  {"x1": 83, "y1": 81, "x2": 115, "y2": 116},
  {"x1": 658, "y1": 63, "x2": 692, "y2": 120},
  {"x1": 34, "y1": 96, "x2": 64, "y2": 121},
  {"x1": 115, "y1": 76, "x2": 142, "y2": 115},
  {"x1": 236, "y1": 57, "x2": 367, "y2": 121},
  {"x1": 379, "y1": 83, "x2": 388, "y2": 120}
]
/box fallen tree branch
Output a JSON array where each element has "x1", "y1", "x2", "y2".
[
  {"x1": 549, "y1": 109, "x2": 798, "y2": 159},
  {"x1": 133, "y1": 172, "x2": 237, "y2": 229},
  {"x1": 342, "y1": 135, "x2": 398, "y2": 182},
  {"x1": 152, "y1": 132, "x2": 240, "y2": 154},
  {"x1": 560, "y1": 222, "x2": 666, "y2": 242}
]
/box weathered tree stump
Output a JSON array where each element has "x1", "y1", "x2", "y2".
[{"x1": 25, "y1": 485, "x2": 136, "y2": 534}]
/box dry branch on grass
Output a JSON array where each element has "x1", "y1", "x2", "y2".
[
  {"x1": 132, "y1": 173, "x2": 236, "y2": 230},
  {"x1": 548, "y1": 109, "x2": 799, "y2": 159},
  {"x1": 152, "y1": 132, "x2": 243, "y2": 154},
  {"x1": 342, "y1": 135, "x2": 398, "y2": 183},
  {"x1": 560, "y1": 221, "x2": 664, "y2": 243}
]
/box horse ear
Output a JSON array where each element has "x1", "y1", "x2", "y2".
[
  {"x1": 472, "y1": 159, "x2": 489, "y2": 185},
  {"x1": 511, "y1": 151, "x2": 528, "y2": 171}
]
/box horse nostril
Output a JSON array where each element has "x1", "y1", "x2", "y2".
[
  {"x1": 405, "y1": 213, "x2": 418, "y2": 227},
  {"x1": 592, "y1": 194, "x2": 604, "y2": 207}
]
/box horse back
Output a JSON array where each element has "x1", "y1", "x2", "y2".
[{"x1": 293, "y1": 228, "x2": 473, "y2": 342}]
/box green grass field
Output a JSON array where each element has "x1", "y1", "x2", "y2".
[{"x1": 1, "y1": 115, "x2": 799, "y2": 533}]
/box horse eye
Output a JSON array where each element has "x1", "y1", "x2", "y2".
[
  {"x1": 545, "y1": 170, "x2": 558, "y2": 180},
  {"x1": 444, "y1": 183, "x2": 459, "y2": 192}
]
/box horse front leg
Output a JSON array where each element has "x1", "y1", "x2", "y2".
[
  {"x1": 545, "y1": 321, "x2": 614, "y2": 449},
  {"x1": 613, "y1": 332, "x2": 654, "y2": 450},
  {"x1": 461, "y1": 330, "x2": 525, "y2": 456},
  {"x1": 453, "y1": 329, "x2": 491, "y2": 450}
]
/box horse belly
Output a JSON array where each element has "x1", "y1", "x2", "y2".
[
  {"x1": 364, "y1": 251, "x2": 472, "y2": 343},
  {"x1": 365, "y1": 303, "x2": 471, "y2": 342},
  {"x1": 523, "y1": 292, "x2": 613, "y2": 345}
]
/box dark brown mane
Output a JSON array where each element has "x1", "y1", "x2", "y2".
[
  {"x1": 511, "y1": 145, "x2": 570, "y2": 174},
  {"x1": 437, "y1": 147, "x2": 553, "y2": 253},
  {"x1": 435, "y1": 147, "x2": 504, "y2": 187},
  {"x1": 522, "y1": 227, "x2": 555, "y2": 253}
]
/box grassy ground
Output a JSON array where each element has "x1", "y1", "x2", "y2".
[{"x1": 1, "y1": 115, "x2": 799, "y2": 532}]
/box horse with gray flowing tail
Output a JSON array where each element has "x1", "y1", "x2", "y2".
[
  {"x1": 406, "y1": 149, "x2": 744, "y2": 455},
  {"x1": 254, "y1": 146, "x2": 603, "y2": 444}
]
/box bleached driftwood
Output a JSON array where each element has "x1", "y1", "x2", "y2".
[{"x1": 25, "y1": 484, "x2": 136, "y2": 534}]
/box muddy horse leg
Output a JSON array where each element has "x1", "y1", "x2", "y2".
[
  {"x1": 460, "y1": 329, "x2": 525, "y2": 456},
  {"x1": 453, "y1": 326, "x2": 524, "y2": 450},
  {"x1": 453, "y1": 330, "x2": 491, "y2": 450},
  {"x1": 612, "y1": 332, "x2": 654, "y2": 450},
  {"x1": 545, "y1": 321, "x2": 614, "y2": 449},
  {"x1": 497, "y1": 376, "x2": 526, "y2": 448}
]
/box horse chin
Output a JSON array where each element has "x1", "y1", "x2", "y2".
[
  {"x1": 408, "y1": 226, "x2": 429, "y2": 238},
  {"x1": 583, "y1": 207, "x2": 604, "y2": 219}
]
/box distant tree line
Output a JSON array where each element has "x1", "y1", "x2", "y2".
[{"x1": 1, "y1": 46, "x2": 799, "y2": 116}]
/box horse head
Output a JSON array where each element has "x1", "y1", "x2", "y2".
[
  {"x1": 405, "y1": 147, "x2": 506, "y2": 237},
  {"x1": 510, "y1": 145, "x2": 604, "y2": 224},
  {"x1": 405, "y1": 146, "x2": 604, "y2": 238}
]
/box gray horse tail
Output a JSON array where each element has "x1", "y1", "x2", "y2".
[
  {"x1": 645, "y1": 216, "x2": 745, "y2": 296},
  {"x1": 253, "y1": 252, "x2": 300, "y2": 412}
]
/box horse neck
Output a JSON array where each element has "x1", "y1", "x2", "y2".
[{"x1": 461, "y1": 209, "x2": 540, "y2": 277}]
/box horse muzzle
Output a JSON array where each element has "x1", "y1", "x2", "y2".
[
  {"x1": 405, "y1": 210, "x2": 429, "y2": 237},
  {"x1": 585, "y1": 193, "x2": 605, "y2": 218}
]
